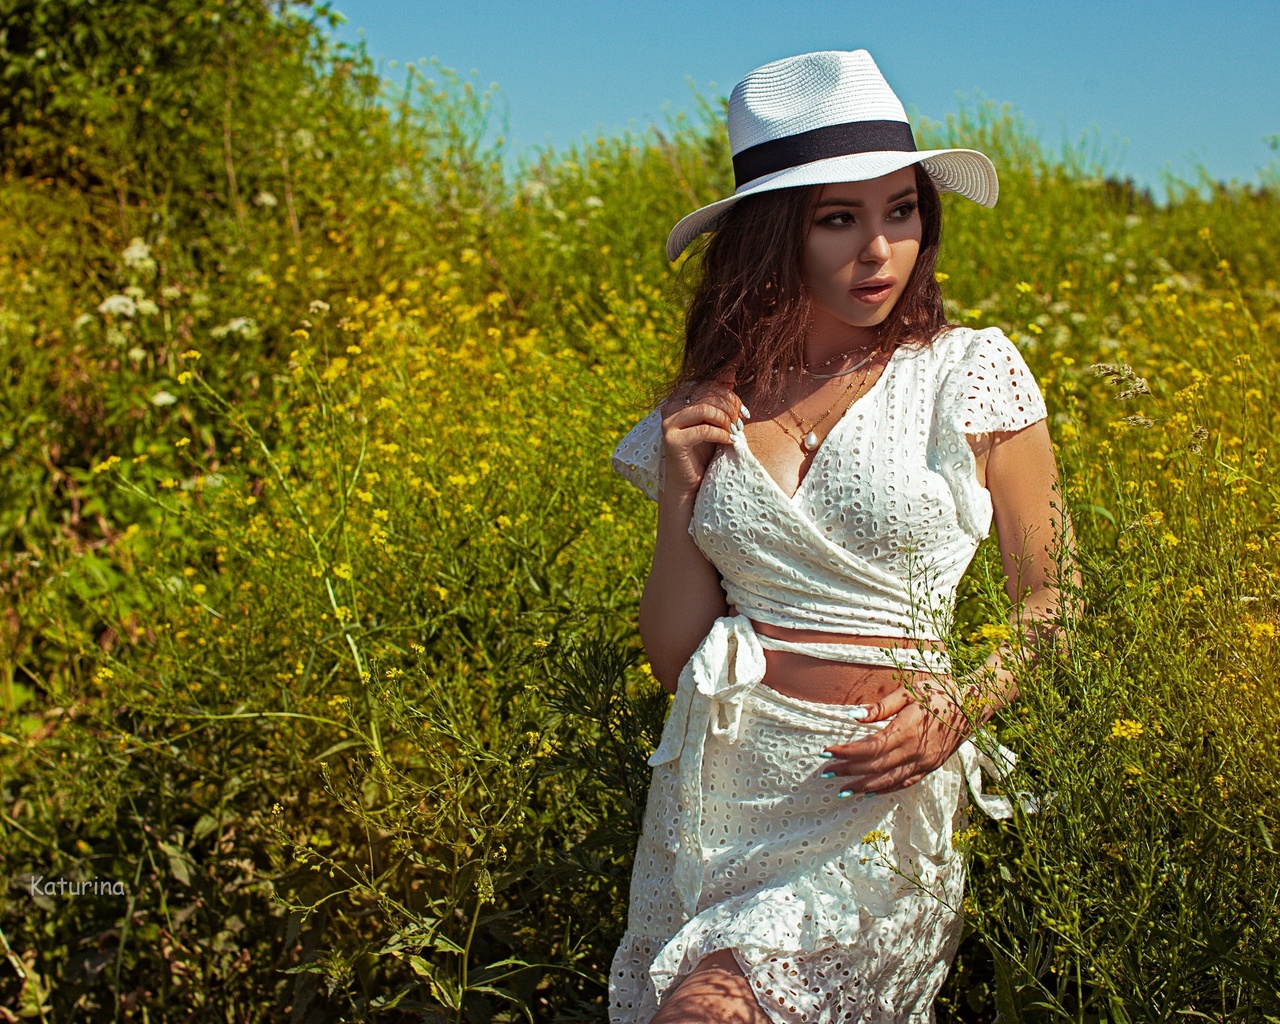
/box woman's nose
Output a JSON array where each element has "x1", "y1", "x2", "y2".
[{"x1": 860, "y1": 232, "x2": 891, "y2": 262}]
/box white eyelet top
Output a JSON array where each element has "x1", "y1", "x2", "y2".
[{"x1": 611, "y1": 327, "x2": 1048, "y2": 642}]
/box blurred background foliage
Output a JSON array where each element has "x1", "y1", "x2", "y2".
[{"x1": 0, "y1": 1, "x2": 1277, "y2": 1021}]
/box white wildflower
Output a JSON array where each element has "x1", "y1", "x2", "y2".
[
  {"x1": 522, "y1": 179, "x2": 551, "y2": 206},
  {"x1": 127, "y1": 346, "x2": 147, "y2": 363},
  {"x1": 583, "y1": 195, "x2": 604, "y2": 209},
  {"x1": 98, "y1": 294, "x2": 137, "y2": 318},
  {"x1": 121, "y1": 243, "x2": 157, "y2": 280},
  {"x1": 73, "y1": 313, "x2": 94, "y2": 331},
  {"x1": 135, "y1": 298, "x2": 159, "y2": 316},
  {"x1": 160, "y1": 285, "x2": 182, "y2": 301},
  {"x1": 121, "y1": 237, "x2": 153, "y2": 269},
  {"x1": 253, "y1": 190, "x2": 278, "y2": 208},
  {"x1": 309, "y1": 299, "x2": 330, "y2": 315},
  {"x1": 150, "y1": 390, "x2": 178, "y2": 407},
  {"x1": 210, "y1": 317, "x2": 259, "y2": 340}
]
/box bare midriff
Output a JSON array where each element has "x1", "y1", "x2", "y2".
[{"x1": 740, "y1": 611, "x2": 946, "y2": 707}]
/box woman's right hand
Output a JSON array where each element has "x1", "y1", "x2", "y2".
[{"x1": 658, "y1": 382, "x2": 749, "y2": 497}]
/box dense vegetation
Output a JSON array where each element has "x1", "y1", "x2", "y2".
[{"x1": 0, "y1": 1, "x2": 1277, "y2": 1020}]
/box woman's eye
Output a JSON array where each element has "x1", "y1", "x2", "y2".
[
  {"x1": 822, "y1": 212, "x2": 855, "y2": 226},
  {"x1": 890, "y1": 201, "x2": 919, "y2": 219}
]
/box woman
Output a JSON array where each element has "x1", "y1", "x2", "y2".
[{"x1": 609, "y1": 50, "x2": 1074, "y2": 1023}]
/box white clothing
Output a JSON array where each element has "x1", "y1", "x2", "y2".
[
  {"x1": 607, "y1": 327, "x2": 1048, "y2": 1023},
  {"x1": 611, "y1": 326, "x2": 1049, "y2": 640}
]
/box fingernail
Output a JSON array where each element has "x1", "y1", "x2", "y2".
[
  {"x1": 735, "y1": 417, "x2": 744, "y2": 431},
  {"x1": 740, "y1": 404, "x2": 751, "y2": 418},
  {"x1": 837, "y1": 790, "x2": 853, "y2": 799},
  {"x1": 820, "y1": 771, "x2": 836, "y2": 779},
  {"x1": 851, "y1": 706, "x2": 869, "y2": 721},
  {"x1": 819, "y1": 751, "x2": 835, "y2": 759},
  {"x1": 865, "y1": 792, "x2": 877, "y2": 798}
]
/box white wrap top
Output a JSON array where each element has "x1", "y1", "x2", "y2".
[{"x1": 612, "y1": 326, "x2": 1048, "y2": 641}]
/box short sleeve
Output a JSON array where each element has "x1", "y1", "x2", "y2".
[
  {"x1": 611, "y1": 407, "x2": 663, "y2": 502},
  {"x1": 949, "y1": 327, "x2": 1048, "y2": 434},
  {"x1": 929, "y1": 327, "x2": 1048, "y2": 540}
]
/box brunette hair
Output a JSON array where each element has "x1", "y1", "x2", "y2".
[{"x1": 666, "y1": 163, "x2": 951, "y2": 410}]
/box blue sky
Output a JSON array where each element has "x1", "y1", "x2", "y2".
[{"x1": 326, "y1": 0, "x2": 1279, "y2": 192}]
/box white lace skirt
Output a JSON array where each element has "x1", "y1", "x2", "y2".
[{"x1": 609, "y1": 680, "x2": 970, "y2": 1024}]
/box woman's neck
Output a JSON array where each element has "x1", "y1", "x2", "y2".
[{"x1": 801, "y1": 322, "x2": 880, "y2": 368}]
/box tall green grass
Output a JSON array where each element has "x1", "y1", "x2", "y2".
[{"x1": 0, "y1": 3, "x2": 1277, "y2": 1020}]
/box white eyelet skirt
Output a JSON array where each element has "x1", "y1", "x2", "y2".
[{"x1": 608, "y1": 616, "x2": 1016, "y2": 1024}]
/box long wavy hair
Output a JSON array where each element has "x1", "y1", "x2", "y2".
[{"x1": 665, "y1": 164, "x2": 950, "y2": 411}]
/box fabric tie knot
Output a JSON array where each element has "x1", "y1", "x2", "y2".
[{"x1": 648, "y1": 615, "x2": 768, "y2": 917}]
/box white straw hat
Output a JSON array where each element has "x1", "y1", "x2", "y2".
[{"x1": 666, "y1": 49, "x2": 999, "y2": 261}]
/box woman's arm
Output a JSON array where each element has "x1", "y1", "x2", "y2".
[
  {"x1": 639, "y1": 385, "x2": 747, "y2": 693},
  {"x1": 639, "y1": 487, "x2": 729, "y2": 693},
  {"x1": 968, "y1": 418, "x2": 1082, "y2": 723}
]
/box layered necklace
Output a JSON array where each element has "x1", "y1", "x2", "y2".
[
  {"x1": 789, "y1": 344, "x2": 880, "y2": 380},
  {"x1": 776, "y1": 344, "x2": 883, "y2": 453}
]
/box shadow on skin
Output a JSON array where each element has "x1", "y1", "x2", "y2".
[{"x1": 650, "y1": 949, "x2": 773, "y2": 1024}]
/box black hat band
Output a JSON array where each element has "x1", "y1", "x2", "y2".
[{"x1": 732, "y1": 119, "x2": 917, "y2": 189}]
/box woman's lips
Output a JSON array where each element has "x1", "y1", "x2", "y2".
[{"x1": 850, "y1": 280, "x2": 895, "y2": 304}]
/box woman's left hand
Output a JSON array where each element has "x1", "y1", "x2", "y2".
[{"x1": 821, "y1": 677, "x2": 976, "y2": 796}]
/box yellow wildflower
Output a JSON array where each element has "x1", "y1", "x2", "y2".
[
  {"x1": 1245, "y1": 621, "x2": 1275, "y2": 642},
  {"x1": 1109, "y1": 719, "x2": 1144, "y2": 741}
]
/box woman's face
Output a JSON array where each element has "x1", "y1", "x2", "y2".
[{"x1": 800, "y1": 168, "x2": 923, "y2": 339}]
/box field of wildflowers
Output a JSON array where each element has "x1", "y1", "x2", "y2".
[{"x1": 0, "y1": 2, "x2": 1277, "y2": 1021}]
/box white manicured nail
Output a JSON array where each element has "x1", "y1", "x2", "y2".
[
  {"x1": 851, "y1": 706, "x2": 869, "y2": 721},
  {"x1": 739, "y1": 404, "x2": 751, "y2": 419}
]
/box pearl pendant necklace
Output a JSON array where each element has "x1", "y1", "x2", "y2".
[{"x1": 773, "y1": 343, "x2": 885, "y2": 455}]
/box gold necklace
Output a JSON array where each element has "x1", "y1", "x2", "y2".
[
  {"x1": 789, "y1": 345, "x2": 879, "y2": 380},
  {"x1": 778, "y1": 346, "x2": 881, "y2": 453}
]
